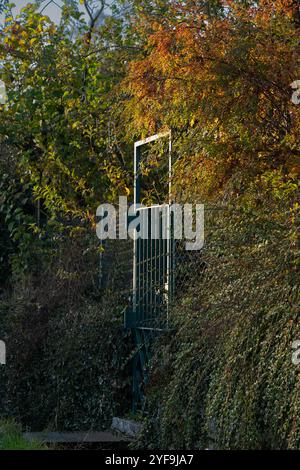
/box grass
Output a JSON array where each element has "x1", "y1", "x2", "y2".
[{"x1": 0, "y1": 420, "x2": 47, "y2": 450}]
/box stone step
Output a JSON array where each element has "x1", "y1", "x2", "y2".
[
  {"x1": 111, "y1": 417, "x2": 142, "y2": 438},
  {"x1": 23, "y1": 431, "x2": 131, "y2": 444}
]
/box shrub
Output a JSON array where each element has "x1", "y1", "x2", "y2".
[{"x1": 138, "y1": 189, "x2": 300, "y2": 449}]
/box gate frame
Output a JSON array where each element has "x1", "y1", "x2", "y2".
[
  {"x1": 133, "y1": 130, "x2": 172, "y2": 326},
  {"x1": 125, "y1": 130, "x2": 173, "y2": 411}
]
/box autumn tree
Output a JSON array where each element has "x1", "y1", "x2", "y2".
[{"x1": 124, "y1": 0, "x2": 300, "y2": 203}]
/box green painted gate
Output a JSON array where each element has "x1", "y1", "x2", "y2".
[{"x1": 124, "y1": 131, "x2": 174, "y2": 410}]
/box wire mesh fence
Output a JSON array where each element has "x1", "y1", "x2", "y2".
[{"x1": 98, "y1": 203, "x2": 211, "y2": 332}]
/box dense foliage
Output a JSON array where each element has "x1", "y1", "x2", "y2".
[
  {"x1": 0, "y1": 0, "x2": 299, "y2": 448},
  {"x1": 125, "y1": 0, "x2": 300, "y2": 449},
  {"x1": 138, "y1": 190, "x2": 300, "y2": 449}
]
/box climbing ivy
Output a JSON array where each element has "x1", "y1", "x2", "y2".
[{"x1": 137, "y1": 178, "x2": 300, "y2": 449}]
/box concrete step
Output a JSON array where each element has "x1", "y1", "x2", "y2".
[
  {"x1": 111, "y1": 417, "x2": 142, "y2": 438},
  {"x1": 23, "y1": 430, "x2": 131, "y2": 444}
]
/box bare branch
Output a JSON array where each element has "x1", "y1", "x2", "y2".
[
  {"x1": 81, "y1": 1, "x2": 106, "y2": 102},
  {"x1": 84, "y1": 0, "x2": 105, "y2": 28},
  {"x1": 40, "y1": 0, "x2": 61, "y2": 14}
]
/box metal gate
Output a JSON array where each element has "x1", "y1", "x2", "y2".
[
  {"x1": 124, "y1": 131, "x2": 174, "y2": 410},
  {"x1": 125, "y1": 204, "x2": 175, "y2": 329}
]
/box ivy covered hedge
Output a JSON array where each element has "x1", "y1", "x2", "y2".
[
  {"x1": 0, "y1": 233, "x2": 132, "y2": 431},
  {"x1": 138, "y1": 184, "x2": 300, "y2": 450}
]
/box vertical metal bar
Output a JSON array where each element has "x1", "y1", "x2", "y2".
[
  {"x1": 158, "y1": 209, "x2": 162, "y2": 323},
  {"x1": 155, "y1": 210, "x2": 159, "y2": 322},
  {"x1": 166, "y1": 130, "x2": 172, "y2": 327},
  {"x1": 152, "y1": 230, "x2": 154, "y2": 321},
  {"x1": 146, "y1": 211, "x2": 149, "y2": 322},
  {"x1": 138, "y1": 237, "x2": 141, "y2": 324},
  {"x1": 169, "y1": 132, "x2": 173, "y2": 318},
  {"x1": 165, "y1": 213, "x2": 168, "y2": 322},
  {"x1": 141, "y1": 237, "x2": 143, "y2": 325},
  {"x1": 169, "y1": 131, "x2": 172, "y2": 206},
  {"x1": 171, "y1": 212, "x2": 176, "y2": 298},
  {"x1": 147, "y1": 208, "x2": 152, "y2": 324},
  {"x1": 141, "y1": 237, "x2": 144, "y2": 324},
  {"x1": 153, "y1": 207, "x2": 157, "y2": 321},
  {"x1": 142, "y1": 236, "x2": 146, "y2": 324},
  {"x1": 133, "y1": 145, "x2": 141, "y2": 319}
]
